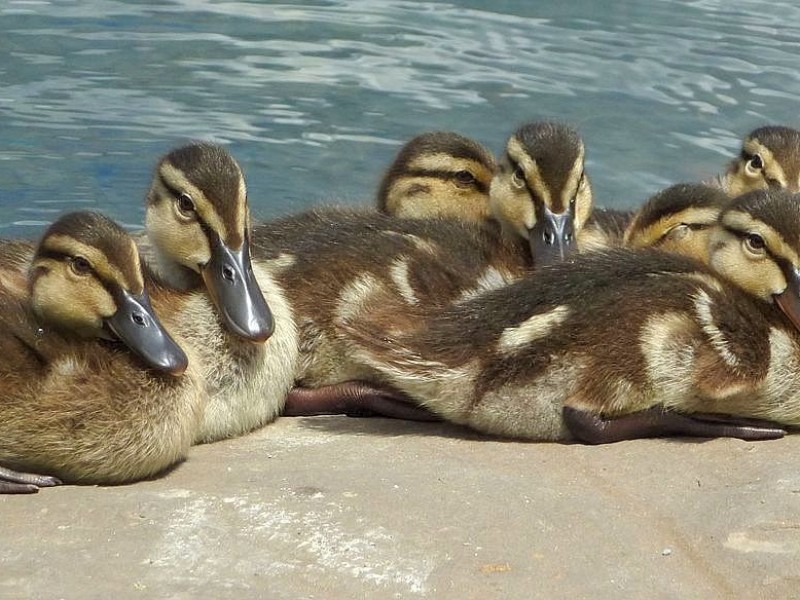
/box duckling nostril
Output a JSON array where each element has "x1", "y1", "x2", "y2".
[
  {"x1": 543, "y1": 230, "x2": 556, "y2": 245},
  {"x1": 222, "y1": 265, "x2": 236, "y2": 283},
  {"x1": 131, "y1": 312, "x2": 147, "y2": 327}
]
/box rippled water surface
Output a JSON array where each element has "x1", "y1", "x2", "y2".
[{"x1": 2, "y1": 0, "x2": 800, "y2": 237}]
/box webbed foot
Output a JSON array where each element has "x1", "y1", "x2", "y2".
[
  {"x1": 0, "y1": 465, "x2": 62, "y2": 494},
  {"x1": 563, "y1": 406, "x2": 786, "y2": 445},
  {"x1": 284, "y1": 381, "x2": 442, "y2": 421}
]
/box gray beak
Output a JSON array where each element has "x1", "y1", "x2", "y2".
[
  {"x1": 529, "y1": 205, "x2": 576, "y2": 267},
  {"x1": 105, "y1": 289, "x2": 188, "y2": 376},
  {"x1": 201, "y1": 232, "x2": 274, "y2": 343}
]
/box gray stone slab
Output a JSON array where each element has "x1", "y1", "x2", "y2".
[{"x1": 3, "y1": 417, "x2": 799, "y2": 599}]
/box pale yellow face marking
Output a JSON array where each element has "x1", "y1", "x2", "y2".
[
  {"x1": 43, "y1": 234, "x2": 143, "y2": 294},
  {"x1": 563, "y1": 144, "x2": 592, "y2": 229},
  {"x1": 708, "y1": 226, "x2": 787, "y2": 301},
  {"x1": 238, "y1": 174, "x2": 248, "y2": 241},
  {"x1": 490, "y1": 137, "x2": 590, "y2": 241},
  {"x1": 507, "y1": 136, "x2": 551, "y2": 208},
  {"x1": 386, "y1": 179, "x2": 490, "y2": 222},
  {"x1": 146, "y1": 181, "x2": 211, "y2": 271},
  {"x1": 159, "y1": 163, "x2": 230, "y2": 242},
  {"x1": 497, "y1": 305, "x2": 570, "y2": 354},
  {"x1": 385, "y1": 153, "x2": 493, "y2": 223},
  {"x1": 726, "y1": 139, "x2": 790, "y2": 196},
  {"x1": 722, "y1": 210, "x2": 800, "y2": 267},
  {"x1": 624, "y1": 206, "x2": 721, "y2": 248},
  {"x1": 158, "y1": 160, "x2": 248, "y2": 250},
  {"x1": 31, "y1": 257, "x2": 116, "y2": 334},
  {"x1": 408, "y1": 153, "x2": 492, "y2": 180}
]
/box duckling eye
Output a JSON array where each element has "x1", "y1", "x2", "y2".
[
  {"x1": 744, "y1": 232, "x2": 767, "y2": 254},
  {"x1": 177, "y1": 193, "x2": 196, "y2": 217},
  {"x1": 511, "y1": 167, "x2": 525, "y2": 189},
  {"x1": 664, "y1": 224, "x2": 690, "y2": 242},
  {"x1": 70, "y1": 256, "x2": 92, "y2": 275},
  {"x1": 453, "y1": 170, "x2": 476, "y2": 187},
  {"x1": 746, "y1": 154, "x2": 764, "y2": 173}
]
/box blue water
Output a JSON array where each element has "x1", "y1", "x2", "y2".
[{"x1": 2, "y1": 0, "x2": 800, "y2": 238}]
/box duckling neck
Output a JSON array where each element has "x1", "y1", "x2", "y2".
[{"x1": 147, "y1": 246, "x2": 203, "y2": 292}]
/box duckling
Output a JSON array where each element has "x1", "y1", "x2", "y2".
[
  {"x1": 0, "y1": 211, "x2": 203, "y2": 493},
  {"x1": 285, "y1": 182, "x2": 732, "y2": 420},
  {"x1": 490, "y1": 121, "x2": 593, "y2": 265},
  {"x1": 714, "y1": 125, "x2": 800, "y2": 196},
  {"x1": 252, "y1": 206, "x2": 527, "y2": 419},
  {"x1": 140, "y1": 142, "x2": 299, "y2": 443},
  {"x1": 580, "y1": 181, "x2": 733, "y2": 253},
  {"x1": 333, "y1": 188, "x2": 800, "y2": 442},
  {"x1": 258, "y1": 126, "x2": 602, "y2": 417},
  {"x1": 623, "y1": 182, "x2": 731, "y2": 262},
  {"x1": 376, "y1": 131, "x2": 497, "y2": 224}
]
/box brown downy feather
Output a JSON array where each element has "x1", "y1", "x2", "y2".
[
  {"x1": 335, "y1": 189, "x2": 800, "y2": 440},
  {"x1": 0, "y1": 212, "x2": 205, "y2": 485}
]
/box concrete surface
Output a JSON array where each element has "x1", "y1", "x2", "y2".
[{"x1": 2, "y1": 416, "x2": 799, "y2": 599}]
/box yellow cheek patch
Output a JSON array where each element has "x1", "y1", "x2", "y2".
[
  {"x1": 408, "y1": 153, "x2": 481, "y2": 175},
  {"x1": 42, "y1": 235, "x2": 143, "y2": 294},
  {"x1": 31, "y1": 263, "x2": 116, "y2": 331},
  {"x1": 560, "y1": 143, "x2": 585, "y2": 205},
  {"x1": 159, "y1": 162, "x2": 233, "y2": 246},
  {"x1": 709, "y1": 229, "x2": 787, "y2": 300},
  {"x1": 722, "y1": 210, "x2": 800, "y2": 267},
  {"x1": 736, "y1": 139, "x2": 786, "y2": 191},
  {"x1": 573, "y1": 175, "x2": 593, "y2": 230},
  {"x1": 625, "y1": 207, "x2": 721, "y2": 249},
  {"x1": 489, "y1": 177, "x2": 536, "y2": 237},
  {"x1": 506, "y1": 137, "x2": 551, "y2": 208}
]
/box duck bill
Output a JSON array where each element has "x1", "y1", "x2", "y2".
[
  {"x1": 201, "y1": 233, "x2": 274, "y2": 343},
  {"x1": 774, "y1": 266, "x2": 800, "y2": 332},
  {"x1": 105, "y1": 289, "x2": 188, "y2": 376},
  {"x1": 530, "y1": 206, "x2": 577, "y2": 267}
]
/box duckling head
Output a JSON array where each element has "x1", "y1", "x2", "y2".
[
  {"x1": 30, "y1": 211, "x2": 188, "y2": 375},
  {"x1": 722, "y1": 125, "x2": 800, "y2": 196},
  {"x1": 708, "y1": 188, "x2": 800, "y2": 330},
  {"x1": 145, "y1": 143, "x2": 273, "y2": 343},
  {"x1": 377, "y1": 131, "x2": 496, "y2": 223},
  {"x1": 490, "y1": 121, "x2": 592, "y2": 266},
  {"x1": 624, "y1": 183, "x2": 729, "y2": 262}
]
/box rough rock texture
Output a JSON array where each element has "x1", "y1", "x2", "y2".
[{"x1": 3, "y1": 416, "x2": 799, "y2": 599}]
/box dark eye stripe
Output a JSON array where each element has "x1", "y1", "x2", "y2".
[
  {"x1": 402, "y1": 169, "x2": 489, "y2": 194},
  {"x1": 37, "y1": 248, "x2": 122, "y2": 297},
  {"x1": 725, "y1": 225, "x2": 774, "y2": 257},
  {"x1": 157, "y1": 173, "x2": 184, "y2": 200}
]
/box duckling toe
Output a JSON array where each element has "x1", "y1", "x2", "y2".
[
  {"x1": 284, "y1": 381, "x2": 441, "y2": 421},
  {"x1": 0, "y1": 465, "x2": 62, "y2": 494},
  {"x1": 564, "y1": 406, "x2": 786, "y2": 444}
]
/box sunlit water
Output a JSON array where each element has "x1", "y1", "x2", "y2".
[{"x1": 2, "y1": 0, "x2": 800, "y2": 238}]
